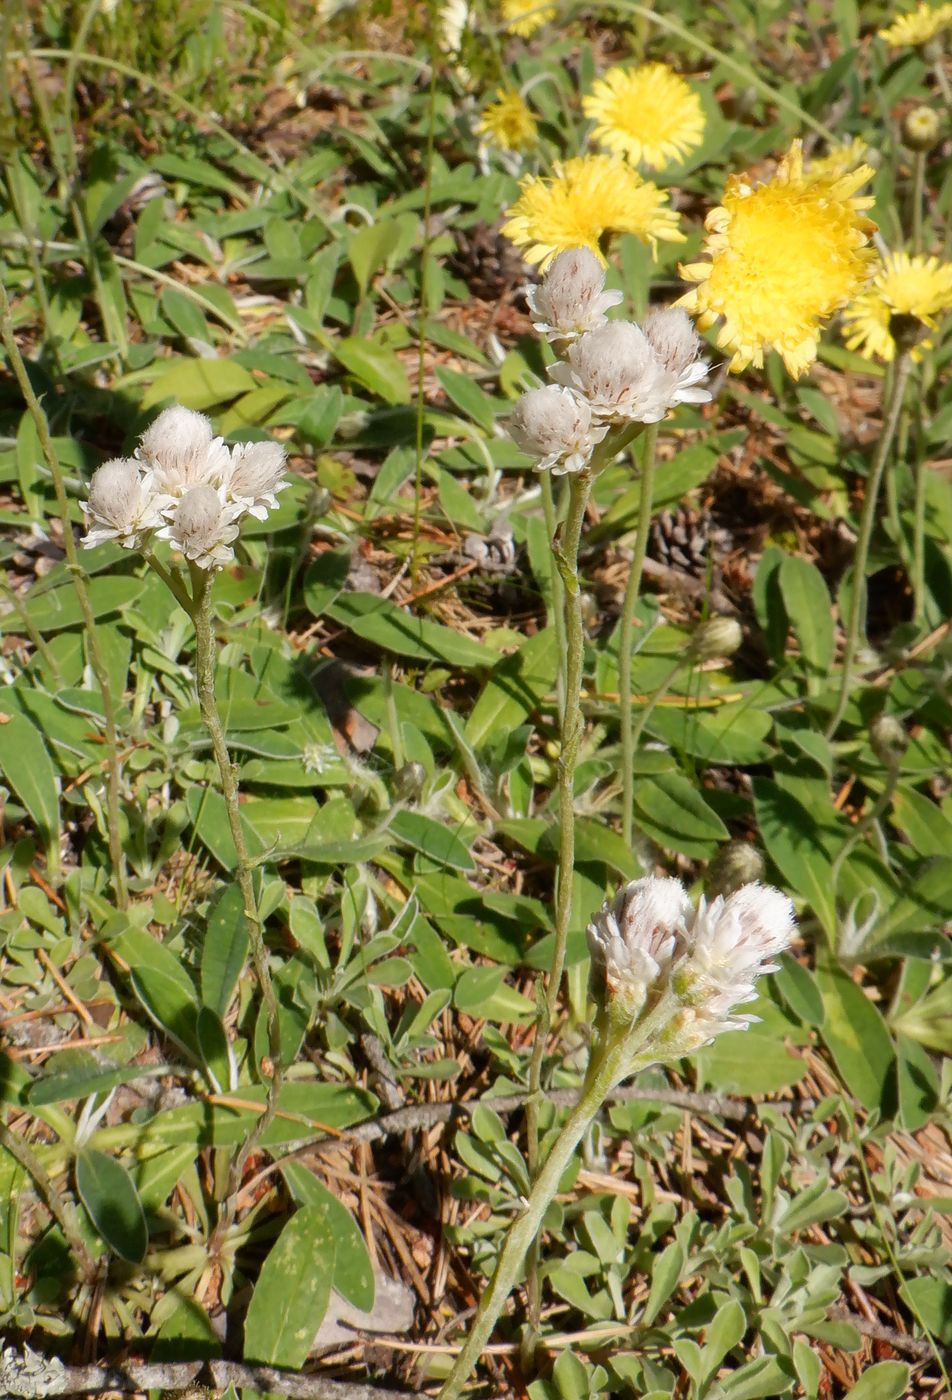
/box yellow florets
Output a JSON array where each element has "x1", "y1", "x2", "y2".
[
  {"x1": 878, "y1": 2, "x2": 952, "y2": 47},
  {"x1": 678, "y1": 141, "x2": 878, "y2": 378},
  {"x1": 500, "y1": 0, "x2": 556, "y2": 37},
  {"x1": 477, "y1": 90, "x2": 538, "y2": 151},
  {"x1": 502, "y1": 155, "x2": 684, "y2": 271},
  {"x1": 582, "y1": 62, "x2": 706, "y2": 170},
  {"x1": 805, "y1": 137, "x2": 870, "y2": 182},
  {"x1": 842, "y1": 252, "x2": 952, "y2": 360}
]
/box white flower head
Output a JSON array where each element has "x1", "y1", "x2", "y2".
[
  {"x1": 589, "y1": 875, "x2": 796, "y2": 1044},
  {"x1": 549, "y1": 321, "x2": 668, "y2": 424},
  {"x1": 509, "y1": 385, "x2": 609, "y2": 474},
  {"x1": 587, "y1": 876, "x2": 693, "y2": 1017},
  {"x1": 138, "y1": 405, "x2": 230, "y2": 494},
  {"x1": 225, "y1": 440, "x2": 290, "y2": 521},
  {"x1": 526, "y1": 246, "x2": 624, "y2": 342},
  {"x1": 676, "y1": 883, "x2": 797, "y2": 1038},
  {"x1": 642, "y1": 307, "x2": 713, "y2": 409},
  {"x1": 82, "y1": 457, "x2": 166, "y2": 550},
  {"x1": 156, "y1": 484, "x2": 243, "y2": 570}
]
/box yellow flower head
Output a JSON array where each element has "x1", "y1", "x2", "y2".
[
  {"x1": 502, "y1": 155, "x2": 684, "y2": 271},
  {"x1": 878, "y1": 1, "x2": 952, "y2": 47},
  {"x1": 500, "y1": 0, "x2": 555, "y2": 37},
  {"x1": 805, "y1": 136, "x2": 869, "y2": 182},
  {"x1": 842, "y1": 251, "x2": 952, "y2": 360},
  {"x1": 582, "y1": 63, "x2": 706, "y2": 170},
  {"x1": 477, "y1": 90, "x2": 538, "y2": 151},
  {"x1": 678, "y1": 141, "x2": 878, "y2": 378}
]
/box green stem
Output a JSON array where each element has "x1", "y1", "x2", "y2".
[
  {"x1": 539, "y1": 471, "x2": 566, "y2": 718},
  {"x1": 439, "y1": 1034, "x2": 630, "y2": 1400},
  {"x1": 410, "y1": 12, "x2": 438, "y2": 585},
  {"x1": 911, "y1": 149, "x2": 926, "y2": 254},
  {"x1": 911, "y1": 424, "x2": 928, "y2": 627},
  {"x1": 0, "y1": 276, "x2": 126, "y2": 905},
  {"x1": 522, "y1": 471, "x2": 591, "y2": 1351},
  {"x1": 627, "y1": 654, "x2": 684, "y2": 772},
  {"x1": 142, "y1": 548, "x2": 193, "y2": 614},
  {"x1": 620, "y1": 425, "x2": 659, "y2": 848},
  {"x1": 831, "y1": 762, "x2": 902, "y2": 897},
  {"x1": 825, "y1": 352, "x2": 913, "y2": 742},
  {"x1": 0, "y1": 1121, "x2": 97, "y2": 1284},
  {"x1": 439, "y1": 993, "x2": 677, "y2": 1400},
  {"x1": 188, "y1": 567, "x2": 283, "y2": 1247}
]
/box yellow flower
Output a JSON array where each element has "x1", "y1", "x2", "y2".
[
  {"x1": 842, "y1": 252, "x2": 952, "y2": 360},
  {"x1": 878, "y1": 1, "x2": 952, "y2": 46},
  {"x1": 805, "y1": 136, "x2": 869, "y2": 182},
  {"x1": 501, "y1": 155, "x2": 684, "y2": 271},
  {"x1": 678, "y1": 141, "x2": 877, "y2": 378},
  {"x1": 500, "y1": 0, "x2": 555, "y2": 37},
  {"x1": 476, "y1": 90, "x2": 538, "y2": 151},
  {"x1": 582, "y1": 63, "x2": 706, "y2": 170}
]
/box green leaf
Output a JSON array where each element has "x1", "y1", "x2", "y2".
[
  {"x1": 75, "y1": 1148, "x2": 148, "y2": 1263},
  {"x1": 899, "y1": 1276, "x2": 952, "y2": 1343},
  {"x1": 1, "y1": 576, "x2": 145, "y2": 635},
  {"x1": 815, "y1": 953, "x2": 896, "y2": 1110},
  {"x1": 841, "y1": 1362, "x2": 910, "y2": 1400},
  {"x1": 201, "y1": 883, "x2": 249, "y2": 1019},
  {"x1": 390, "y1": 810, "x2": 474, "y2": 871},
  {"x1": 196, "y1": 1007, "x2": 233, "y2": 1093},
  {"x1": 335, "y1": 338, "x2": 411, "y2": 404},
  {"x1": 28, "y1": 1054, "x2": 170, "y2": 1107},
  {"x1": 778, "y1": 553, "x2": 833, "y2": 682},
  {"x1": 720, "y1": 1354, "x2": 795, "y2": 1398},
  {"x1": 282, "y1": 1162, "x2": 375, "y2": 1311},
  {"x1": 303, "y1": 546, "x2": 352, "y2": 618},
  {"x1": 642, "y1": 1238, "x2": 685, "y2": 1325},
  {"x1": 185, "y1": 785, "x2": 267, "y2": 870},
  {"x1": 242, "y1": 1206, "x2": 336, "y2": 1367},
  {"x1": 752, "y1": 779, "x2": 837, "y2": 938},
  {"x1": 436, "y1": 366, "x2": 501, "y2": 433},
  {"x1": 142, "y1": 358, "x2": 257, "y2": 410},
  {"x1": 634, "y1": 771, "x2": 728, "y2": 857},
  {"x1": 107, "y1": 924, "x2": 200, "y2": 1055},
  {"x1": 325, "y1": 593, "x2": 491, "y2": 670},
  {"x1": 465, "y1": 629, "x2": 558, "y2": 750},
  {"x1": 0, "y1": 712, "x2": 60, "y2": 865}
]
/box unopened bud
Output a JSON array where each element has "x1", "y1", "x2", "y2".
[
  {"x1": 707, "y1": 841, "x2": 765, "y2": 899},
  {"x1": 889, "y1": 311, "x2": 929, "y2": 353},
  {"x1": 902, "y1": 105, "x2": 941, "y2": 151},
  {"x1": 394, "y1": 761, "x2": 426, "y2": 800},
  {"x1": 870, "y1": 713, "x2": 909, "y2": 767},
  {"x1": 550, "y1": 321, "x2": 666, "y2": 424},
  {"x1": 690, "y1": 615, "x2": 743, "y2": 660},
  {"x1": 642, "y1": 307, "x2": 703, "y2": 374},
  {"x1": 526, "y1": 247, "x2": 623, "y2": 342},
  {"x1": 509, "y1": 385, "x2": 607, "y2": 474}
]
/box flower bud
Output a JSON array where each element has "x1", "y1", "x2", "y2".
[
  {"x1": 706, "y1": 841, "x2": 765, "y2": 899},
  {"x1": 158, "y1": 484, "x2": 242, "y2": 570},
  {"x1": 526, "y1": 246, "x2": 624, "y2": 342},
  {"x1": 550, "y1": 321, "x2": 668, "y2": 424},
  {"x1": 394, "y1": 761, "x2": 427, "y2": 800},
  {"x1": 83, "y1": 457, "x2": 164, "y2": 550},
  {"x1": 689, "y1": 615, "x2": 743, "y2": 660},
  {"x1": 139, "y1": 405, "x2": 229, "y2": 493},
  {"x1": 869, "y1": 712, "x2": 909, "y2": 767},
  {"x1": 509, "y1": 385, "x2": 608, "y2": 474},
  {"x1": 587, "y1": 876, "x2": 692, "y2": 1018},
  {"x1": 642, "y1": 307, "x2": 713, "y2": 409},
  {"x1": 902, "y1": 105, "x2": 941, "y2": 151},
  {"x1": 225, "y1": 440, "x2": 289, "y2": 521}
]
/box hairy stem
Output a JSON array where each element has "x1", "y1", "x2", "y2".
[
  {"x1": 825, "y1": 352, "x2": 912, "y2": 742},
  {"x1": 620, "y1": 425, "x2": 659, "y2": 846},
  {"x1": 188, "y1": 567, "x2": 283, "y2": 1244},
  {"x1": 539, "y1": 471, "x2": 567, "y2": 717},
  {"x1": 0, "y1": 1121, "x2": 97, "y2": 1284},
  {"x1": 0, "y1": 277, "x2": 127, "y2": 905},
  {"x1": 910, "y1": 419, "x2": 928, "y2": 627},
  {"x1": 522, "y1": 470, "x2": 591, "y2": 1353},
  {"x1": 911, "y1": 149, "x2": 926, "y2": 254}
]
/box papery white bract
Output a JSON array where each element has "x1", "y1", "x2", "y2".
[
  {"x1": 549, "y1": 321, "x2": 669, "y2": 424},
  {"x1": 82, "y1": 457, "x2": 168, "y2": 549},
  {"x1": 157, "y1": 484, "x2": 243, "y2": 570},
  {"x1": 138, "y1": 405, "x2": 230, "y2": 494},
  {"x1": 588, "y1": 874, "x2": 796, "y2": 1043},
  {"x1": 224, "y1": 440, "x2": 290, "y2": 520},
  {"x1": 642, "y1": 307, "x2": 713, "y2": 408},
  {"x1": 587, "y1": 876, "x2": 692, "y2": 1016},
  {"x1": 526, "y1": 246, "x2": 624, "y2": 342},
  {"x1": 509, "y1": 384, "x2": 609, "y2": 474}
]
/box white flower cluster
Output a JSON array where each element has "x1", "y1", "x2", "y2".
[
  {"x1": 82, "y1": 406, "x2": 290, "y2": 570},
  {"x1": 587, "y1": 875, "x2": 795, "y2": 1046},
  {"x1": 511, "y1": 247, "x2": 712, "y2": 476}
]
